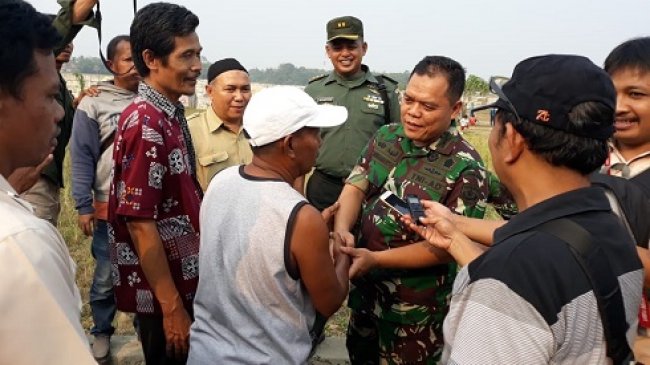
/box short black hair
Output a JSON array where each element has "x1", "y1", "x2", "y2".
[
  {"x1": 0, "y1": 0, "x2": 60, "y2": 99},
  {"x1": 604, "y1": 37, "x2": 650, "y2": 76},
  {"x1": 410, "y1": 56, "x2": 466, "y2": 103},
  {"x1": 496, "y1": 101, "x2": 612, "y2": 175},
  {"x1": 107, "y1": 35, "x2": 130, "y2": 61},
  {"x1": 130, "y1": 2, "x2": 199, "y2": 77}
]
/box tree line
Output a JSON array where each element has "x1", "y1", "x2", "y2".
[{"x1": 62, "y1": 56, "x2": 489, "y2": 95}]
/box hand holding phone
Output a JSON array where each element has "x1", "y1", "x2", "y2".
[
  {"x1": 406, "y1": 195, "x2": 425, "y2": 225},
  {"x1": 379, "y1": 192, "x2": 426, "y2": 226}
]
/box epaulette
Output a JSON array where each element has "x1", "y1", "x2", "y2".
[
  {"x1": 308, "y1": 74, "x2": 328, "y2": 83},
  {"x1": 186, "y1": 112, "x2": 201, "y2": 120},
  {"x1": 377, "y1": 74, "x2": 398, "y2": 85}
]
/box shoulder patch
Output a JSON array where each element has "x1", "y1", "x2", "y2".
[
  {"x1": 378, "y1": 74, "x2": 398, "y2": 85},
  {"x1": 308, "y1": 74, "x2": 328, "y2": 83}
]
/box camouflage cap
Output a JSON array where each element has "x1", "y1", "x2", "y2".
[{"x1": 326, "y1": 16, "x2": 363, "y2": 42}]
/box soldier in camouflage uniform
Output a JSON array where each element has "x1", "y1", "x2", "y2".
[
  {"x1": 304, "y1": 16, "x2": 400, "y2": 211},
  {"x1": 334, "y1": 56, "x2": 490, "y2": 364}
]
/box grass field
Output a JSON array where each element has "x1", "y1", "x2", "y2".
[{"x1": 61, "y1": 125, "x2": 494, "y2": 337}]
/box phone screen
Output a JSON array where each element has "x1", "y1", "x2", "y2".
[{"x1": 383, "y1": 193, "x2": 410, "y2": 215}]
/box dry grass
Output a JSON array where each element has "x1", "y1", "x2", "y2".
[{"x1": 61, "y1": 124, "x2": 496, "y2": 337}]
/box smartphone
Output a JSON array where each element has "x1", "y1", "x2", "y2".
[
  {"x1": 379, "y1": 191, "x2": 410, "y2": 216},
  {"x1": 406, "y1": 195, "x2": 425, "y2": 225}
]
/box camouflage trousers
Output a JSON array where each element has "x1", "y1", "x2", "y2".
[{"x1": 346, "y1": 310, "x2": 442, "y2": 365}]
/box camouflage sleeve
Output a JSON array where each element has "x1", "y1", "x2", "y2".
[
  {"x1": 487, "y1": 171, "x2": 518, "y2": 219},
  {"x1": 52, "y1": 0, "x2": 99, "y2": 55},
  {"x1": 445, "y1": 166, "x2": 489, "y2": 219}
]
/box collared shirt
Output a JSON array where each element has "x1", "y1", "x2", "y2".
[
  {"x1": 345, "y1": 123, "x2": 489, "y2": 360},
  {"x1": 0, "y1": 175, "x2": 96, "y2": 364},
  {"x1": 602, "y1": 141, "x2": 650, "y2": 179},
  {"x1": 187, "y1": 107, "x2": 252, "y2": 191},
  {"x1": 305, "y1": 65, "x2": 401, "y2": 178},
  {"x1": 108, "y1": 82, "x2": 202, "y2": 314},
  {"x1": 442, "y1": 187, "x2": 643, "y2": 364}
]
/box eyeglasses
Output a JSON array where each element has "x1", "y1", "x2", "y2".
[{"x1": 489, "y1": 76, "x2": 522, "y2": 124}]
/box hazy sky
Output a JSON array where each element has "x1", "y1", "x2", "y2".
[{"x1": 30, "y1": 0, "x2": 649, "y2": 80}]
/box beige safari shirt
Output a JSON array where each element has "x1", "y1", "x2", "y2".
[{"x1": 188, "y1": 107, "x2": 253, "y2": 191}]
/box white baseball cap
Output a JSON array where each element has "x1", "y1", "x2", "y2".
[{"x1": 243, "y1": 86, "x2": 348, "y2": 147}]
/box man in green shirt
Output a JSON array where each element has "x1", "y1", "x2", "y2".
[{"x1": 305, "y1": 16, "x2": 400, "y2": 211}]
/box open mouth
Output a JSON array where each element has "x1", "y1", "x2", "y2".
[{"x1": 403, "y1": 119, "x2": 422, "y2": 130}]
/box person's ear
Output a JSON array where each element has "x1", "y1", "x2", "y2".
[
  {"x1": 106, "y1": 59, "x2": 115, "y2": 73},
  {"x1": 280, "y1": 135, "x2": 297, "y2": 158},
  {"x1": 325, "y1": 44, "x2": 333, "y2": 60},
  {"x1": 503, "y1": 123, "x2": 524, "y2": 164},
  {"x1": 451, "y1": 100, "x2": 463, "y2": 120},
  {"x1": 287, "y1": 135, "x2": 297, "y2": 157},
  {"x1": 142, "y1": 49, "x2": 158, "y2": 73}
]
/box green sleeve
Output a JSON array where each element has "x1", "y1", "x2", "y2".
[
  {"x1": 445, "y1": 166, "x2": 489, "y2": 219},
  {"x1": 52, "y1": 0, "x2": 99, "y2": 55},
  {"x1": 388, "y1": 85, "x2": 401, "y2": 124},
  {"x1": 487, "y1": 170, "x2": 518, "y2": 219}
]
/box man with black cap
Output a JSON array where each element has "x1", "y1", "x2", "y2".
[
  {"x1": 304, "y1": 15, "x2": 400, "y2": 210},
  {"x1": 188, "y1": 58, "x2": 252, "y2": 191},
  {"x1": 404, "y1": 55, "x2": 643, "y2": 364}
]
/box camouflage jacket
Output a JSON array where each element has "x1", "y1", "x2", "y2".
[{"x1": 346, "y1": 123, "x2": 490, "y2": 324}]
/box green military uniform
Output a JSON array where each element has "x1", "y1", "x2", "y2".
[
  {"x1": 487, "y1": 170, "x2": 518, "y2": 218},
  {"x1": 305, "y1": 67, "x2": 400, "y2": 210},
  {"x1": 304, "y1": 15, "x2": 401, "y2": 211},
  {"x1": 345, "y1": 123, "x2": 489, "y2": 364}
]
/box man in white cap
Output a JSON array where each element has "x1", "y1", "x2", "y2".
[{"x1": 188, "y1": 86, "x2": 352, "y2": 364}]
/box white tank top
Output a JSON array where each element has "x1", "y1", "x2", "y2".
[{"x1": 188, "y1": 166, "x2": 316, "y2": 365}]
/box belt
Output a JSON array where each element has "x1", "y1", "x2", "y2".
[{"x1": 313, "y1": 169, "x2": 346, "y2": 184}]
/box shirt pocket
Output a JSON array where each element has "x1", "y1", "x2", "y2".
[
  {"x1": 361, "y1": 101, "x2": 387, "y2": 129},
  {"x1": 198, "y1": 151, "x2": 229, "y2": 167}
]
